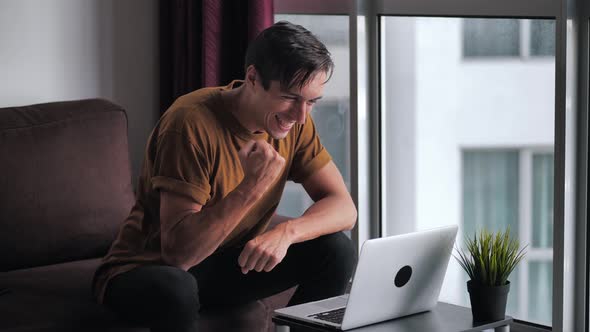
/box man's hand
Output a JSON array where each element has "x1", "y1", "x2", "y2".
[
  {"x1": 238, "y1": 140, "x2": 285, "y2": 196},
  {"x1": 238, "y1": 224, "x2": 293, "y2": 274}
]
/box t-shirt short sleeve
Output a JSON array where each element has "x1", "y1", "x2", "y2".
[
  {"x1": 288, "y1": 116, "x2": 332, "y2": 184},
  {"x1": 151, "y1": 132, "x2": 211, "y2": 205}
]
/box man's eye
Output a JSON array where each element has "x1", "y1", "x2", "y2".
[{"x1": 282, "y1": 96, "x2": 297, "y2": 101}]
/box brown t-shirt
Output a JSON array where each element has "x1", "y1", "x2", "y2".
[{"x1": 92, "y1": 81, "x2": 331, "y2": 303}]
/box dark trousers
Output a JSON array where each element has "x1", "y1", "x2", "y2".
[{"x1": 104, "y1": 232, "x2": 357, "y2": 332}]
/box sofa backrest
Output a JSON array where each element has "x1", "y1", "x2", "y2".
[{"x1": 0, "y1": 99, "x2": 135, "y2": 271}]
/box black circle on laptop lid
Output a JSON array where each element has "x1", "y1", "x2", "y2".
[{"x1": 394, "y1": 265, "x2": 412, "y2": 287}]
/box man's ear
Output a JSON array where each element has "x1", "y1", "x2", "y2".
[{"x1": 245, "y1": 65, "x2": 258, "y2": 88}]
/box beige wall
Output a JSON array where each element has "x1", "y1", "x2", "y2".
[{"x1": 0, "y1": 0, "x2": 160, "y2": 187}]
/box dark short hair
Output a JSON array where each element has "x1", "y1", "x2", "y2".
[{"x1": 245, "y1": 21, "x2": 334, "y2": 91}]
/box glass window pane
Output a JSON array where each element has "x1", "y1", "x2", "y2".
[
  {"x1": 277, "y1": 183, "x2": 312, "y2": 218},
  {"x1": 463, "y1": 19, "x2": 520, "y2": 57},
  {"x1": 462, "y1": 150, "x2": 520, "y2": 238},
  {"x1": 532, "y1": 153, "x2": 554, "y2": 248},
  {"x1": 313, "y1": 101, "x2": 350, "y2": 180},
  {"x1": 381, "y1": 16, "x2": 555, "y2": 324},
  {"x1": 529, "y1": 261, "x2": 553, "y2": 325},
  {"x1": 530, "y1": 20, "x2": 555, "y2": 57},
  {"x1": 274, "y1": 15, "x2": 350, "y2": 219}
]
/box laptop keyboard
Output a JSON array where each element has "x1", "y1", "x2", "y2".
[{"x1": 308, "y1": 307, "x2": 346, "y2": 324}]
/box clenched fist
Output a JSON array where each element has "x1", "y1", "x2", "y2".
[{"x1": 238, "y1": 140, "x2": 285, "y2": 195}]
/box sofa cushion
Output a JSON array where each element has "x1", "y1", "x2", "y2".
[
  {"x1": 0, "y1": 258, "x2": 295, "y2": 332},
  {"x1": 0, "y1": 258, "x2": 146, "y2": 332},
  {"x1": 0, "y1": 99, "x2": 135, "y2": 271}
]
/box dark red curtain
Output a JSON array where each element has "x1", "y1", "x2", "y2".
[{"x1": 159, "y1": 0, "x2": 274, "y2": 112}]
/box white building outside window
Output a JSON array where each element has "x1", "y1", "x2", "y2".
[{"x1": 381, "y1": 17, "x2": 555, "y2": 325}]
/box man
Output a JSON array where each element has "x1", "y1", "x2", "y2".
[{"x1": 93, "y1": 21, "x2": 358, "y2": 331}]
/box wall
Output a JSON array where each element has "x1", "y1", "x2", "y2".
[{"x1": 0, "y1": 0, "x2": 159, "y2": 187}]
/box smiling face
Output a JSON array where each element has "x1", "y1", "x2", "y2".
[{"x1": 249, "y1": 69, "x2": 327, "y2": 140}]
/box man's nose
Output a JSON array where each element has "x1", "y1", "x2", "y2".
[{"x1": 292, "y1": 101, "x2": 307, "y2": 124}]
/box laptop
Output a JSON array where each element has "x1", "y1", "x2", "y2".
[{"x1": 274, "y1": 225, "x2": 459, "y2": 330}]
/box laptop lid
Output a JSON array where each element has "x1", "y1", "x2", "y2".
[
  {"x1": 274, "y1": 225, "x2": 458, "y2": 330},
  {"x1": 340, "y1": 224, "x2": 458, "y2": 330}
]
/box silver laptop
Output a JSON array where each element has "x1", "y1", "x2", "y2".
[{"x1": 274, "y1": 225, "x2": 459, "y2": 330}]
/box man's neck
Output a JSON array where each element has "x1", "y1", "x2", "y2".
[{"x1": 224, "y1": 85, "x2": 262, "y2": 134}]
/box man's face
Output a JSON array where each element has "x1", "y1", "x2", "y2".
[{"x1": 253, "y1": 71, "x2": 326, "y2": 139}]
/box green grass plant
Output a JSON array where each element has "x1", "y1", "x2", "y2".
[{"x1": 454, "y1": 227, "x2": 527, "y2": 287}]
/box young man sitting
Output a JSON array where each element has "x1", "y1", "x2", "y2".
[{"x1": 93, "y1": 21, "x2": 358, "y2": 332}]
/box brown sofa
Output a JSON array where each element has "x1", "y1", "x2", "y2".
[{"x1": 0, "y1": 99, "x2": 293, "y2": 332}]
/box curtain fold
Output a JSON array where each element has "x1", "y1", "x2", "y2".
[{"x1": 160, "y1": 0, "x2": 274, "y2": 113}]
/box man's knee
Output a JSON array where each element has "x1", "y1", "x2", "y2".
[
  {"x1": 328, "y1": 232, "x2": 357, "y2": 275},
  {"x1": 151, "y1": 268, "x2": 201, "y2": 322},
  {"x1": 312, "y1": 232, "x2": 358, "y2": 277},
  {"x1": 106, "y1": 265, "x2": 201, "y2": 327}
]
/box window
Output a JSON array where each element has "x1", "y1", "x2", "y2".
[
  {"x1": 463, "y1": 19, "x2": 520, "y2": 57},
  {"x1": 278, "y1": 99, "x2": 350, "y2": 217},
  {"x1": 380, "y1": 16, "x2": 555, "y2": 325},
  {"x1": 273, "y1": 15, "x2": 351, "y2": 221},
  {"x1": 463, "y1": 19, "x2": 555, "y2": 58},
  {"x1": 275, "y1": 0, "x2": 588, "y2": 330},
  {"x1": 530, "y1": 21, "x2": 556, "y2": 56},
  {"x1": 462, "y1": 149, "x2": 553, "y2": 324}
]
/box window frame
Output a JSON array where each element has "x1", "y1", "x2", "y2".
[
  {"x1": 582, "y1": 1, "x2": 590, "y2": 330},
  {"x1": 275, "y1": 0, "x2": 588, "y2": 331}
]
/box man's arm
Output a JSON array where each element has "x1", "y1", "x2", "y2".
[
  {"x1": 238, "y1": 161, "x2": 357, "y2": 273},
  {"x1": 160, "y1": 140, "x2": 285, "y2": 271},
  {"x1": 284, "y1": 161, "x2": 357, "y2": 243},
  {"x1": 160, "y1": 184, "x2": 256, "y2": 271}
]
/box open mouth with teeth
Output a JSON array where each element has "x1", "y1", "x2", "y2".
[{"x1": 275, "y1": 114, "x2": 295, "y2": 131}]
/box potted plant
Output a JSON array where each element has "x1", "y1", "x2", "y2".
[{"x1": 454, "y1": 227, "x2": 527, "y2": 322}]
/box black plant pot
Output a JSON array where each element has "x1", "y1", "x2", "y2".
[{"x1": 467, "y1": 280, "x2": 510, "y2": 322}]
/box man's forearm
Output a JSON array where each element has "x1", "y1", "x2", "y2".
[
  {"x1": 162, "y1": 180, "x2": 262, "y2": 270},
  {"x1": 281, "y1": 194, "x2": 357, "y2": 245}
]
